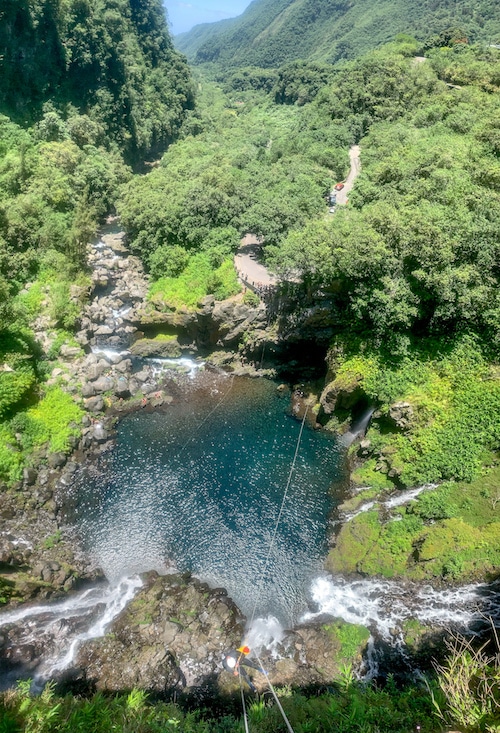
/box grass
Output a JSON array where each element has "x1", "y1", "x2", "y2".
[
  {"x1": 148, "y1": 252, "x2": 240, "y2": 310},
  {"x1": 0, "y1": 675, "x2": 439, "y2": 733},
  {"x1": 0, "y1": 386, "x2": 84, "y2": 484},
  {"x1": 26, "y1": 386, "x2": 83, "y2": 453}
]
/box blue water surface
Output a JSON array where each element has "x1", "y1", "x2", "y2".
[{"x1": 75, "y1": 374, "x2": 346, "y2": 626}]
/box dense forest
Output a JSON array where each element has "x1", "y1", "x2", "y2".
[
  {"x1": 1, "y1": 0, "x2": 500, "y2": 730},
  {"x1": 0, "y1": 0, "x2": 192, "y2": 483},
  {"x1": 177, "y1": 0, "x2": 500, "y2": 67}
]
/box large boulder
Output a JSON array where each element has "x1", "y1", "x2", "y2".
[
  {"x1": 76, "y1": 573, "x2": 245, "y2": 692},
  {"x1": 130, "y1": 337, "x2": 182, "y2": 359}
]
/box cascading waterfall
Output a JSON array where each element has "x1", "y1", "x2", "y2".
[
  {"x1": 0, "y1": 578, "x2": 142, "y2": 690},
  {"x1": 338, "y1": 405, "x2": 375, "y2": 447}
]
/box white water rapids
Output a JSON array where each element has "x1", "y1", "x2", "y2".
[{"x1": 1, "y1": 571, "x2": 498, "y2": 688}]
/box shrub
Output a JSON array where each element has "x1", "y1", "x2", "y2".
[
  {"x1": 26, "y1": 387, "x2": 83, "y2": 452},
  {"x1": 149, "y1": 253, "x2": 240, "y2": 309}
]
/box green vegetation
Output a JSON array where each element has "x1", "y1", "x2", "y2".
[
  {"x1": 327, "y1": 336, "x2": 500, "y2": 486},
  {"x1": 149, "y1": 253, "x2": 240, "y2": 310},
  {"x1": 0, "y1": 676, "x2": 438, "y2": 733},
  {"x1": 324, "y1": 621, "x2": 371, "y2": 661},
  {"x1": 0, "y1": 0, "x2": 193, "y2": 163},
  {"x1": 118, "y1": 79, "x2": 340, "y2": 304},
  {"x1": 0, "y1": 386, "x2": 84, "y2": 483},
  {"x1": 0, "y1": 0, "x2": 190, "y2": 482},
  {"x1": 271, "y1": 45, "x2": 500, "y2": 348},
  {"x1": 328, "y1": 465, "x2": 500, "y2": 581},
  {"x1": 177, "y1": 0, "x2": 500, "y2": 67},
  {"x1": 3, "y1": 648, "x2": 500, "y2": 733}
]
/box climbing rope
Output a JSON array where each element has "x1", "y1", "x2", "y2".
[
  {"x1": 255, "y1": 651, "x2": 295, "y2": 733},
  {"x1": 234, "y1": 406, "x2": 309, "y2": 732},
  {"x1": 239, "y1": 672, "x2": 250, "y2": 733},
  {"x1": 247, "y1": 404, "x2": 309, "y2": 630}
]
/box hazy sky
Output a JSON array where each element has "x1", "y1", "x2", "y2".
[{"x1": 164, "y1": 1, "x2": 251, "y2": 35}]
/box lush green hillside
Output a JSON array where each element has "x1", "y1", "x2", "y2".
[
  {"x1": 176, "y1": 0, "x2": 500, "y2": 67},
  {"x1": 0, "y1": 0, "x2": 193, "y2": 455},
  {"x1": 0, "y1": 0, "x2": 193, "y2": 163}
]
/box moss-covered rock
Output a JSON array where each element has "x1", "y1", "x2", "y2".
[
  {"x1": 326, "y1": 511, "x2": 381, "y2": 574},
  {"x1": 130, "y1": 335, "x2": 182, "y2": 358}
]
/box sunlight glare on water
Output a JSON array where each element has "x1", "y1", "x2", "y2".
[{"x1": 72, "y1": 375, "x2": 345, "y2": 627}]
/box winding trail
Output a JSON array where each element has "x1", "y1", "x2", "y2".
[{"x1": 234, "y1": 144, "x2": 362, "y2": 287}]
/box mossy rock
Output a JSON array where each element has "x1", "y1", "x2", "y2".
[
  {"x1": 323, "y1": 620, "x2": 370, "y2": 663},
  {"x1": 326, "y1": 511, "x2": 381, "y2": 574},
  {"x1": 351, "y1": 458, "x2": 394, "y2": 491},
  {"x1": 130, "y1": 337, "x2": 182, "y2": 358}
]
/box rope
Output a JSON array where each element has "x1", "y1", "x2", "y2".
[
  {"x1": 247, "y1": 405, "x2": 309, "y2": 631},
  {"x1": 177, "y1": 374, "x2": 235, "y2": 456},
  {"x1": 255, "y1": 652, "x2": 295, "y2": 733},
  {"x1": 239, "y1": 672, "x2": 250, "y2": 733}
]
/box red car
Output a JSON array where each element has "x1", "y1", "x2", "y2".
[{"x1": 334, "y1": 182, "x2": 345, "y2": 191}]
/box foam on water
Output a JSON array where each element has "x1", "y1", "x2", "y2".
[
  {"x1": 145, "y1": 356, "x2": 204, "y2": 378},
  {"x1": 303, "y1": 575, "x2": 500, "y2": 640},
  {"x1": 0, "y1": 577, "x2": 143, "y2": 686},
  {"x1": 90, "y1": 345, "x2": 130, "y2": 359}
]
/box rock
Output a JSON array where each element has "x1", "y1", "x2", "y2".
[
  {"x1": 76, "y1": 573, "x2": 245, "y2": 693},
  {"x1": 59, "y1": 345, "x2": 81, "y2": 359},
  {"x1": 130, "y1": 338, "x2": 182, "y2": 359},
  {"x1": 87, "y1": 363, "x2": 106, "y2": 381},
  {"x1": 114, "y1": 378, "x2": 130, "y2": 397},
  {"x1": 114, "y1": 359, "x2": 132, "y2": 374},
  {"x1": 388, "y1": 402, "x2": 414, "y2": 432},
  {"x1": 92, "y1": 377, "x2": 115, "y2": 394},
  {"x1": 94, "y1": 325, "x2": 114, "y2": 336},
  {"x1": 23, "y1": 467, "x2": 37, "y2": 485},
  {"x1": 47, "y1": 452, "x2": 67, "y2": 469},
  {"x1": 358, "y1": 439, "x2": 372, "y2": 457},
  {"x1": 92, "y1": 424, "x2": 108, "y2": 443},
  {"x1": 84, "y1": 396, "x2": 104, "y2": 413},
  {"x1": 81, "y1": 382, "x2": 96, "y2": 398},
  {"x1": 320, "y1": 379, "x2": 365, "y2": 416}
]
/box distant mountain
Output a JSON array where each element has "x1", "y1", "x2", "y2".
[{"x1": 176, "y1": 0, "x2": 500, "y2": 67}]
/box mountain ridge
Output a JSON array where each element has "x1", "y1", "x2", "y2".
[{"x1": 176, "y1": 0, "x2": 500, "y2": 67}]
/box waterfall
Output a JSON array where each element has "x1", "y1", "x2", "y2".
[
  {"x1": 339, "y1": 405, "x2": 375, "y2": 447},
  {"x1": 0, "y1": 578, "x2": 142, "y2": 689}
]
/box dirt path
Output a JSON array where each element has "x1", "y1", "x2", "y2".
[
  {"x1": 334, "y1": 144, "x2": 361, "y2": 206},
  {"x1": 234, "y1": 145, "x2": 361, "y2": 287}
]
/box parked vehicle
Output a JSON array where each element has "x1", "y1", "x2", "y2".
[
  {"x1": 329, "y1": 193, "x2": 337, "y2": 205},
  {"x1": 334, "y1": 182, "x2": 344, "y2": 191}
]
